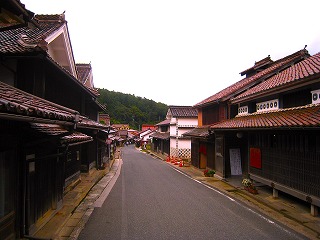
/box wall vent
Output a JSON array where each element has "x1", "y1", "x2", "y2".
[
  {"x1": 311, "y1": 89, "x2": 320, "y2": 104},
  {"x1": 238, "y1": 106, "x2": 248, "y2": 115},
  {"x1": 256, "y1": 99, "x2": 279, "y2": 112}
]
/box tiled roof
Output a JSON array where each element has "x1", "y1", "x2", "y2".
[
  {"x1": 232, "y1": 52, "x2": 320, "y2": 102},
  {"x1": 30, "y1": 123, "x2": 68, "y2": 135},
  {"x1": 150, "y1": 132, "x2": 170, "y2": 140},
  {"x1": 0, "y1": 81, "x2": 108, "y2": 130},
  {"x1": 76, "y1": 63, "x2": 91, "y2": 84},
  {"x1": 156, "y1": 119, "x2": 170, "y2": 126},
  {"x1": 194, "y1": 49, "x2": 309, "y2": 107},
  {"x1": 169, "y1": 106, "x2": 198, "y2": 117},
  {"x1": 183, "y1": 126, "x2": 210, "y2": 138},
  {"x1": 76, "y1": 63, "x2": 99, "y2": 96},
  {"x1": 60, "y1": 132, "x2": 93, "y2": 144},
  {"x1": 77, "y1": 116, "x2": 109, "y2": 130},
  {"x1": 0, "y1": 14, "x2": 65, "y2": 54},
  {"x1": 240, "y1": 55, "x2": 273, "y2": 76},
  {"x1": 0, "y1": 81, "x2": 76, "y2": 122},
  {"x1": 210, "y1": 104, "x2": 320, "y2": 130}
]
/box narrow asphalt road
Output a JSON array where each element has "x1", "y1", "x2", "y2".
[{"x1": 78, "y1": 145, "x2": 307, "y2": 240}]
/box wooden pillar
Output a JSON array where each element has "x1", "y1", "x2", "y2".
[
  {"x1": 273, "y1": 188, "x2": 278, "y2": 198},
  {"x1": 311, "y1": 204, "x2": 318, "y2": 217}
]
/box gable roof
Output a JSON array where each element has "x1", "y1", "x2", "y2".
[
  {"x1": 168, "y1": 106, "x2": 198, "y2": 118},
  {"x1": 232, "y1": 52, "x2": 320, "y2": 103},
  {"x1": 194, "y1": 49, "x2": 309, "y2": 107},
  {"x1": 210, "y1": 104, "x2": 320, "y2": 130},
  {"x1": 0, "y1": 14, "x2": 65, "y2": 54},
  {"x1": 0, "y1": 13, "x2": 78, "y2": 76},
  {"x1": 76, "y1": 63, "x2": 99, "y2": 96}
]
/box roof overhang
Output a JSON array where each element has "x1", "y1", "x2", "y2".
[{"x1": 210, "y1": 104, "x2": 320, "y2": 131}]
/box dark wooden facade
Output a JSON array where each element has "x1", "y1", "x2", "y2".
[
  {"x1": 191, "y1": 138, "x2": 215, "y2": 170},
  {"x1": 152, "y1": 137, "x2": 170, "y2": 156},
  {"x1": 208, "y1": 52, "x2": 320, "y2": 213},
  {"x1": 0, "y1": 12, "x2": 109, "y2": 239},
  {"x1": 248, "y1": 130, "x2": 320, "y2": 199},
  {"x1": 188, "y1": 49, "x2": 320, "y2": 214}
]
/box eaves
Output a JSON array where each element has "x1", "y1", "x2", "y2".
[{"x1": 231, "y1": 75, "x2": 320, "y2": 104}]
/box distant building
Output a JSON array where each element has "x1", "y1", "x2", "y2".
[
  {"x1": 99, "y1": 113, "x2": 110, "y2": 126},
  {"x1": 141, "y1": 124, "x2": 157, "y2": 131}
]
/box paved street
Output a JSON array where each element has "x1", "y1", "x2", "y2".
[{"x1": 78, "y1": 145, "x2": 307, "y2": 240}]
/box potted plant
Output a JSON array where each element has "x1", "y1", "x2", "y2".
[
  {"x1": 242, "y1": 178, "x2": 258, "y2": 194},
  {"x1": 204, "y1": 169, "x2": 215, "y2": 177}
]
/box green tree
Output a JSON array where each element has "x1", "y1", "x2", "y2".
[{"x1": 97, "y1": 88, "x2": 167, "y2": 130}]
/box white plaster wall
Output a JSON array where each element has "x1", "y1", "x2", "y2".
[
  {"x1": 178, "y1": 118, "x2": 198, "y2": 126},
  {"x1": 170, "y1": 125, "x2": 177, "y2": 136},
  {"x1": 179, "y1": 138, "x2": 191, "y2": 149}
]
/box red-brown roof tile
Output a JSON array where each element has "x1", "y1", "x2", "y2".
[
  {"x1": 210, "y1": 104, "x2": 320, "y2": 130},
  {"x1": 240, "y1": 55, "x2": 273, "y2": 76},
  {"x1": 232, "y1": 52, "x2": 320, "y2": 102},
  {"x1": 194, "y1": 49, "x2": 309, "y2": 107}
]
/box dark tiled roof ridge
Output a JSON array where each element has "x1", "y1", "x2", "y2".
[
  {"x1": 0, "y1": 15, "x2": 64, "y2": 53},
  {"x1": 194, "y1": 48, "x2": 309, "y2": 107},
  {"x1": 169, "y1": 106, "x2": 198, "y2": 117},
  {"x1": 34, "y1": 13, "x2": 66, "y2": 23}
]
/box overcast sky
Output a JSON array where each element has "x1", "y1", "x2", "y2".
[{"x1": 22, "y1": 0, "x2": 320, "y2": 106}]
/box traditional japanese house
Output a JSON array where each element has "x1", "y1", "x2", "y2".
[
  {"x1": 137, "y1": 128, "x2": 155, "y2": 148},
  {"x1": 151, "y1": 119, "x2": 170, "y2": 156},
  {"x1": 185, "y1": 49, "x2": 310, "y2": 174},
  {"x1": 210, "y1": 52, "x2": 320, "y2": 215},
  {"x1": 153, "y1": 106, "x2": 198, "y2": 160},
  {"x1": 0, "y1": 8, "x2": 109, "y2": 238}
]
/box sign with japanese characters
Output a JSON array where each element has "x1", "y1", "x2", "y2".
[{"x1": 229, "y1": 148, "x2": 242, "y2": 175}]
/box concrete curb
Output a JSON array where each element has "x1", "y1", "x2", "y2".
[{"x1": 57, "y1": 158, "x2": 122, "y2": 240}]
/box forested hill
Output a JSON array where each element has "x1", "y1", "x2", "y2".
[{"x1": 97, "y1": 88, "x2": 168, "y2": 130}]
